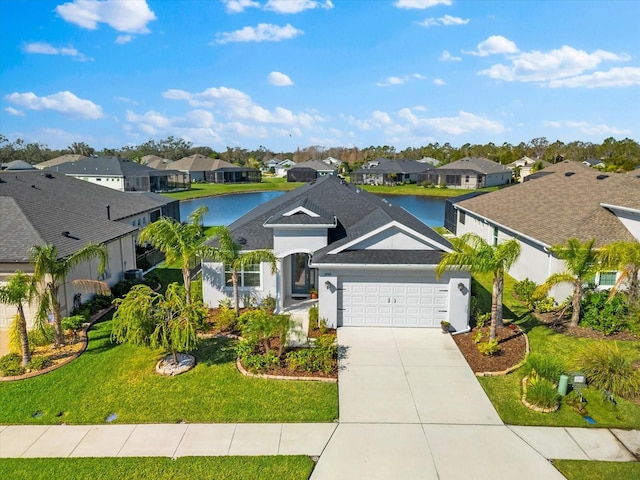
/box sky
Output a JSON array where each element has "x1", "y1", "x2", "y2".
[{"x1": 1, "y1": 0, "x2": 639, "y2": 153}]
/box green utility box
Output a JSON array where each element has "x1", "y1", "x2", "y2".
[{"x1": 558, "y1": 374, "x2": 569, "y2": 396}]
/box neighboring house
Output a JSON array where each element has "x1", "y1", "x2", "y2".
[
  {"x1": 323, "y1": 156, "x2": 343, "y2": 167},
  {"x1": 1, "y1": 160, "x2": 35, "y2": 171},
  {"x1": 202, "y1": 175, "x2": 470, "y2": 331},
  {"x1": 167, "y1": 154, "x2": 261, "y2": 183},
  {"x1": 506, "y1": 156, "x2": 551, "y2": 183},
  {"x1": 418, "y1": 157, "x2": 512, "y2": 189},
  {"x1": 263, "y1": 158, "x2": 295, "y2": 176},
  {"x1": 452, "y1": 161, "x2": 640, "y2": 300},
  {"x1": 350, "y1": 158, "x2": 431, "y2": 185},
  {"x1": 583, "y1": 157, "x2": 606, "y2": 169},
  {"x1": 140, "y1": 155, "x2": 173, "y2": 170},
  {"x1": 34, "y1": 154, "x2": 89, "y2": 169},
  {"x1": 45, "y1": 156, "x2": 190, "y2": 193},
  {"x1": 286, "y1": 159, "x2": 337, "y2": 182},
  {"x1": 0, "y1": 171, "x2": 179, "y2": 328}
]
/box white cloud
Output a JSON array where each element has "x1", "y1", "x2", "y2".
[
  {"x1": 371, "y1": 110, "x2": 392, "y2": 125},
  {"x1": 439, "y1": 50, "x2": 461, "y2": 62},
  {"x1": 264, "y1": 0, "x2": 334, "y2": 14},
  {"x1": 433, "y1": 78, "x2": 446, "y2": 86},
  {"x1": 163, "y1": 85, "x2": 323, "y2": 127},
  {"x1": 5, "y1": 107, "x2": 25, "y2": 116},
  {"x1": 125, "y1": 109, "x2": 223, "y2": 144},
  {"x1": 480, "y1": 45, "x2": 630, "y2": 83},
  {"x1": 394, "y1": 0, "x2": 451, "y2": 9},
  {"x1": 377, "y1": 73, "x2": 426, "y2": 87},
  {"x1": 4, "y1": 91, "x2": 104, "y2": 119},
  {"x1": 268, "y1": 71, "x2": 294, "y2": 86},
  {"x1": 547, "y1": 66, "x2": 640, "y2": 88},
  {"x1": 115, "y1": 35, "x2": 132, "y2": 44},
  {"x1": 23, "y1": 41, "x2": 89, "y2": 61},
  {"x1": 543, "y1": 120, "x2": 631, "y2": 136},
  {"x1": 56, "y1": 0, "x2": 156, "y2": 34},
  {"x1": 214, "y1": 23, "x2": 303, "y2": 44},
  {"x1": 418, "y1": 15, "x2": 469, "y2": 27},
  {"x1": 222, "y1": 0, "x2": 260, "y2": 13},
  {"x1": 467, "y1": 35, "x2": 518, "y2": 56},
  {"x1": 396, "y1": 109, "x2": 504, "y2": 135}
]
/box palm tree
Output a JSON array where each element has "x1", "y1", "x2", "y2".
[
  {"x1": 538, "y1": 238, "x2": 599, "y2": 327},
  {"x1": 598, "y1": 240, "x2": 640, "y2": 308},
  {"x1": 30, "y1": 243, "x2": 108, "y2": 346},
  {"x1": 208, "y1": 226, "x2": 278, "y2": 316},
  {"x1": 0, "y1": 271, "x2": 34, "y2": 367},
  {"x1": 436, "y1": 233, "x2": 521, "y2": 341},
  {"x1": 139, "y1": 206, "x2": 209, "y2": 305}
]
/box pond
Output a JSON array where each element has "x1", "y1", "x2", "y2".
[{"x1": 180, "y1": 191, "x2": 446, "y2": 227}]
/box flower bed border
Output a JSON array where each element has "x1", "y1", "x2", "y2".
[
  {"x1": 236, "y1": 358, "x2": 337, "y2": 383},
  {"x1": 520, "y1": 375, "x2": 560, "y2": 413},
  {"x1": 475, "y1": 324, "x2": 530, "y2": 377}
]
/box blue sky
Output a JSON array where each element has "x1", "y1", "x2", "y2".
[{"x1": 1, "y1": 0, "x2": 639, "y2": 152}]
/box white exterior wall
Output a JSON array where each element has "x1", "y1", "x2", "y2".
[
  {"x1": 272, "y1": 228, "x2": 328, "y2": 255},
  {"x1": 202, "y1": 260, "x2": 278, "y2": 309},
  {"x1": 69, "y1": 174, "x2": 125, "y2": 191},
  {"x1": 484, "y1": 171, "x2": 512, "y2": 187}
]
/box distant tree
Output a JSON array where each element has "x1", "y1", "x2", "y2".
[
  {"x1": 436, "y1": 233, "x2": 521, "y2": 341},
  {"x1": 0, "y1": 271, "x2": 34, "y2": 367},
  {"x1": 66, "y1": 142, "x2": 95, "y2": 157},
  {"x1": 207, "y1": 226, "x2": 278, "y2": 316},
  {"x1": 30, "y1": 243, "x2": 109, "y2": 346}
]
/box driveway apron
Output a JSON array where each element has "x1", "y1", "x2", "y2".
[{"x1": 311, "y1": 327, "x2": 565, "y2": 480}]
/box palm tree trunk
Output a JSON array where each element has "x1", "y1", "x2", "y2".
[
  {"x1": 570, "y1": 281, "x2": 582, "y2": 327},
  {"x1": 17, "y1": 304, "x2": 31, "y2": 367},
  {"x1": 182, "y1": 265, "x2": 191, "y2": 305},
  {"x1": 51, "y1": 290, "x2": 65, "y2": 347},
  {"x1": 629, "y1": 266, "x2": 639, "y2": 308},
  {"x1": 494, "y1": 272, "x2": 504, "y2": 328},
  {"x1": 489, "y1": 274, "x2": 502, "y2": 341},
  {"x1": 232, "y1": 270, "x2": 240, "y2": 316}
]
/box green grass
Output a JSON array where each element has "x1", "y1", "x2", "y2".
[
  {"x1": 163, "y1": 177, "x2": 303, "y2": 201},
  {"x1": 0, "y1": 315, "x2": 337, "y2": 425},
  {"x1": 553, "y1": 460, "x2": 640, "y2": 480},
  {"x1": 356, "y1": 183, "x2": 498, "y2": 197},
  {"x1": 472, "y1": 272, "x2": 640, "y2": 428},
  {"x1": 0, "y1": 456, "x2": 315, "y2": 480}
]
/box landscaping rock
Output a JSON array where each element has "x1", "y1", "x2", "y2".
[{"x1": 155, "y1": 353, "x2": 196, "y2": 376}]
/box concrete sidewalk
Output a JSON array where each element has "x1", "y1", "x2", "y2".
[{"x1": 0, "y1": 423, "x2": 337, "y2": 458}]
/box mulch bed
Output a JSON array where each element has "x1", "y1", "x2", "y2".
[
  {"x1": 452, "y1": 325, "x2": 527, "y2": 374},
  {"x1": 535, "y1": 311, "x2": 639, "y2": 341}
]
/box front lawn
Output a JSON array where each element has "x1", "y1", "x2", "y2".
[
  {"x1": 553, "y1": 460, "x2": 640, "y2": 480},
  {"x1": 164, "y1": 178, "x2": 303, "y2": 201},
  {"x1": 0, "y1": 456, "x2": 314, "y2": 480},
  {"x1": 0, "y1": 316, "x2": 338, "y2": 425},
  {"x1": 471, "y1": 273, "x2": 640, "y2": 429}
]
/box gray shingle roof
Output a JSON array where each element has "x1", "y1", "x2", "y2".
[
  {"x1": 436, "y1": 157, "x2": 509, "y2": 174},
  {"x1": 0, "y1": 171, "x2": 173, "y2": 261},
  {"x1": 288, "y1": 159, "x2": 336, "y2": 172},
  {"x1": 353, "y1": 158, "x2": 431, "y2": 175},
  {"x1": 46, "y1": 156, "x2": 175, "y2": 177},
  {"x1": 456, "y1": 161, "x2": 640, "y2": 248},
  {"x1": 206, "y1": 175, "x2": 451, "y2": 265}
]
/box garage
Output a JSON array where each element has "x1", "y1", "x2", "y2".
[{"x1": 339, "y1": 276, "x2": 449, "y2": 327}]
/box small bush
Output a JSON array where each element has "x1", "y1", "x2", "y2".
[
  {"x1": 534, "y1": 295, "x2": 557, "y2": 313},
  {"x1": 0, "y1": 353, "x2": 25, "y2": 376},
  {"x1": 472, "y1": 329, "x2": 483, "y2": 344},
  {"x1": 190, "y1": 277, "x2": 203, "y2": 304},
  {"x1": 475, "y1": 312, "x2": 490, "y2": 328},
  {"x1": 27, "y1": 356, "x2": 51, "y2": 371},
  {"x1": 286, "y1": 334, "x2": 337, "y2": 374},
  {"x1": 235, "y1": 340, "x2": 279, "y2": 374},
  {"x1": 574, "y1": 342, "x2": 640, "y2": 398},
  {"x1": 262, "y1": 294, "x2": 276, "y2": 311},
  {"x1": 580, "y1": 291, "x2": 628, "y2": 335},
  {"x1": 28, "y1": 324, "x2": 55, "y2": 347},
  {"x1": 214, "y1": 307, "x2": 237, "y2": 332},
  {"x1": 526, "y1": 370, "x2": 560, "y2": 409},
  {"x1": 477, "y1": 339, "x2": 500, "y2": 356},
  {"x1": 523, "y1": 353, "x2": 564, "y2": 382},
  {"x1": 308, "y1": 304, "x2": 319, "y2": 330},
  {"x1": 513, "y1": 278, "x2": 538, "y2": 309}
]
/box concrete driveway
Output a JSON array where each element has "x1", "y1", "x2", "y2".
[{"x1": 311, "y1": 327, "x2": 565, "y2": 480}]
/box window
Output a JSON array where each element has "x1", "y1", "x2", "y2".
[
  {"x1": 225, "y1": 264, "x2": 260, "y2": 288},
  {"x1": 493, "y1": 227, "x2": 499, "y2": 246},
  {"x1": 445, "y1": 174, "x2": 461, "y2": 185},
  {"x1": 459, "y1": 211, "x2": 466, "y2": 225},
  {"x1": 598, "y1": 271, "x2": 617, "y2": 287}
]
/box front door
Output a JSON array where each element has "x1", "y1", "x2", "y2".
[{"x1": 291, "y1": 253, "x2": 315, "y2": 295}]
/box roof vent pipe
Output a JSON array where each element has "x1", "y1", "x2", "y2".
[{"x1": 107, "y1": 205, "x2": 111, "y2": 220}]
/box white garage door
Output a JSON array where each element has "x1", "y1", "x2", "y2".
[{"x1": 339, "y1": 276, "x2": 449, "y2": 327}]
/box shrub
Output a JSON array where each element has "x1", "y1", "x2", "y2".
[
  {"x1": 27, "y1": 356, "x2": 51, "y2": 371},
  {"x1": 62, "y1": 315, "x2": 86, "y2": 343},
  {"x1": 286, "y1": 334, "x2": 337, "y2": 375},
  {"x1": 580, "y1": 291, "x2": 628, "y2": 335},
  {"x1": 477, "y1": 339, "x2": 500, "y2": 356},
  {"x1": 262, "y1": 294, "x2": 276, "y2": 311},
  {"x1": 534, "y1": 296, "x2": 557, "y2": 313},
  {"x1": 235, "y1": 339, "x2": 279, "y2": 374},
  {"x1": 0, "y1": 353, "x2": 25, "y2": 376},
  {"x1": 526, "y1": 370, "x2": 560, "y2": 409},
  {"x1": 214, "y1": 307, "x2": 237, "y2": 332},
  {"x1": 475, "y1": 312, "x2": 490, "y2": 328},
  {"x1": 523, "y1": 353, "x2": 564, "y2": 382},
  {"x1": 28, "y1": 324, "x2": 55, "y2": 347},
  {"x1": 472, "y1": 329, "x2": 483, "y2": 344},
  {"x1": 190, "y1": 277, "x2": 203, "y2": 304},
  {"x1": 308, "y1": 304, "x2": 319, "y2": 330},
  {"x1": 513, "y1": 278, "x2": 538, "y2": 309},
  {"x1": 574, "y1": 342, "x2": 640, "y2": 398}
]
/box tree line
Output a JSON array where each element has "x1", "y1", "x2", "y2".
[{"x1": 1, "y1": 134, "x2": 639, "y2": 172}]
